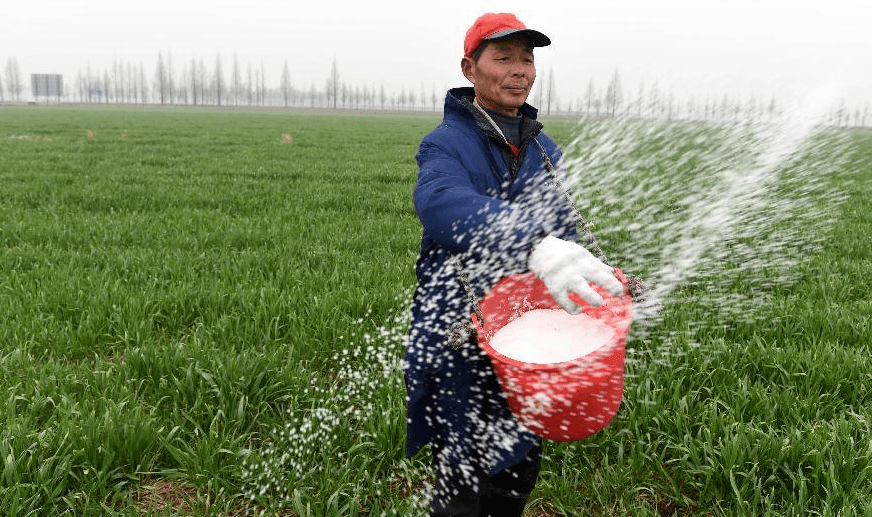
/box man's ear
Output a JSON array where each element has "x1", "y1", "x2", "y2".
[{"x1": 460, "y1": 57, "x2": 475, "y2": 84}]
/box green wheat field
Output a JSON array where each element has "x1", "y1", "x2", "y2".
[{"x1": 1, "y1": 106, "x2": 870, "y2": 516}]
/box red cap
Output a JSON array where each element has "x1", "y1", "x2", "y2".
[{"x1": 463, "y1": 12, "x2": 551, "y2": 58}]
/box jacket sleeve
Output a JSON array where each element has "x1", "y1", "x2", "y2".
[{"x1": 413, "y1": 133, "x2": 548, "y2": 273}]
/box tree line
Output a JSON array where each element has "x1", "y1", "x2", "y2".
[
  {"x1": 535, "y1": 69, "x2": 870, "y2": 128},
  {"x1": 2, "y1": 54, "x2": 869, "y2": 128},
  {"x1": 16, "y1": 53, "x2": 445, "y2": 112}
]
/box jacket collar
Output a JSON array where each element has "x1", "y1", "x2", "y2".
[
  {"x1": 446, "y1": 87, "x2": 539, "y2": 121},
  {"x1": 445, "y1": 87, "x2": 543, "y2": 149}
]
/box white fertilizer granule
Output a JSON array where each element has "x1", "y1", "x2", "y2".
[{"x1": 490, "y1": 309, "x2": 615, "y2": 364}]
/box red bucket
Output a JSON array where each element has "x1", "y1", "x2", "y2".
[{"x1": 471, "y1": 268, "x2": 633, "y2": 441}]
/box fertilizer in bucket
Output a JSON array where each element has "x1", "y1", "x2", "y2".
[
  {"x1": 473, "y1": 269, "x2": 633, "y2": 441},
  {"x1": 489, "y1": 309, "x2": 616, "y2": 364}
]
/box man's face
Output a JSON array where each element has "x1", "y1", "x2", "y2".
[{"x1": 462, "y1": 38, "x2": 536, "y2": 116}]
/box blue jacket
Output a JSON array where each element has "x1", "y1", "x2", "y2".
[{"x1": 405, "y1": 87, "x2": 580, "y2": 472}]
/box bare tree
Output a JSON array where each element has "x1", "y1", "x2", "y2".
[
  {"x1": 362, "y1": 84, "x2": 371, "y2": 110},
  {"x1": 260, "y1": 63, "x2": 266, "y2": 106},
  {"x1": 247, "y1": 61, "x2": 254, "y2": 106},
  {"x1": 197, "y1": 59, "x2": 208, "y2": 104},
  {"x1": 154, "y1": 52, "x2": 167, "y2": 104},
  {"x1": 605, "y1": 69, "x2": 623, "y2": 117},
  {"x1": 191, "y1": 59, "x2": 200, "y2": 104},
  {"x1": 407, "y1": 88, "x2": 416, "y2": 111},
  {"x1": 75, "y1": 69, "x2": 85, "y2": 102},
  {"x1": 112, "y1": 57, "x2": 122, "y2": 103},
  {"x1": 177, "y1": 64, "x2": 188, "y2": 105},
  {"x1": 139, "y1": 63, "x2": 149, "y2": 104},
  {"x1": 686, "y1": 96, "x2": 696, "y2": 121},
  {"x1": 84, "y1": 62, "x2": 94, "y2": 103},
  {"x1": 666, "y1": 90, "x2": 675, "y2": 120},
  {"x1": 189, "y1": 58, "x2": 198, "y2": 105},
  {"x1": 214, "y1": 54, "x2": 224, "y2": 106},
  {"x1": 4, "y1": 57, "x2": 23, "y2": 101},
  {"x1": 420, "y1": 84, "x2": 427, "y2": 111},
  {"x1": 126, "y1": 61, "x2": 135, "y2": 104},
  {"x1": 103, "y1": 70, "x2": 111, "y2": 104},
  {"x1": 231, "y1": 54, "x2": 241, "y2": 106},
  {"x1": 584, "y1": 78, "x2": 595, "y2": 116},
  {"x1": 397, "y1": 88, "x2": 405, "y2": 110},
  {"x1": 128, "y1": 65, "x2": 136, "y2": 103},
  {"x1": 635, "y1": 80, "x2": 644, "y2": 118},
  {"x1": 835, "y1": 98, "x2": 847, "y2": 127},
  {"x1": 280, "y1": 60, "x2": 291, "y2": 107},
  {"x1": 326, "y1": 58, "x2": 340, "y2": 109},
  {"x1": 649, "y1": 82, "x2": 661, "y2": 119},
  {"x1": 167, "y1": 53, "x2": 175, "y2": 104},
  {"x1": 123, "y1": 61, "x2": 136, "y2": 104},
  {"x1": 203, "y1": 59, "x2": 211, "y2": 104},
  {"x1": 127, "y1": 62, "x2": 136, "y2": 103},
  {"x1": 545, "y1": 68, "x2": 556, "y2": 115},
  {"x1": 253, "y1": 63, "x2": 261, "y2": 105},
  {"x1": 533, "y1": 81, "x2": 544, "y2": 111}
]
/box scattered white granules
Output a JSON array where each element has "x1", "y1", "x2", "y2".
[{"x1": 489, "y1": 309, "x2": 615, "y2": 364}]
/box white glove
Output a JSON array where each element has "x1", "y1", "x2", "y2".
[{"x1": 528, "y1": 235, "x2": 624, "y2": 314}]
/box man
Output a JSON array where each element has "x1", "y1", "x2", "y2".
[{"x1": 405, "y1": 13, "x2": 625, "y2": 516}]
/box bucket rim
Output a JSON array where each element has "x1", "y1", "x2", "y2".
[
  {"x1": 478, "y1": 332, "x2": 625, "y2": 370},
  {"x1": 472, "y1": 268, "x2": 634, "y2": 370}
]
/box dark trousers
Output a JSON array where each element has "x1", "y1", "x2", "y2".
[{"x1": 430, "y1": 439, "x2": 542, "y2": 517}]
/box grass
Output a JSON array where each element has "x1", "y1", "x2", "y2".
[
  {"x1": 1, "y1": 106, "x2": 870, "y2": 516},
  {"x1": 530, "y1": 126, "x2": 872, "y2": 516}
]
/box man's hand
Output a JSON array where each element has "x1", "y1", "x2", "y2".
[{"x1": 528, "y1": 235, "x2": 624, "y2": 314}]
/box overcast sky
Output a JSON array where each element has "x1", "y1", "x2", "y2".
[{"x1": 3, "y1": 0, "x2": 870, "y2": 109}]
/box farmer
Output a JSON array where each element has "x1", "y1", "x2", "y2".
[{"x1": 404, "y1": 12, "x2": 638, "y2": 516}]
